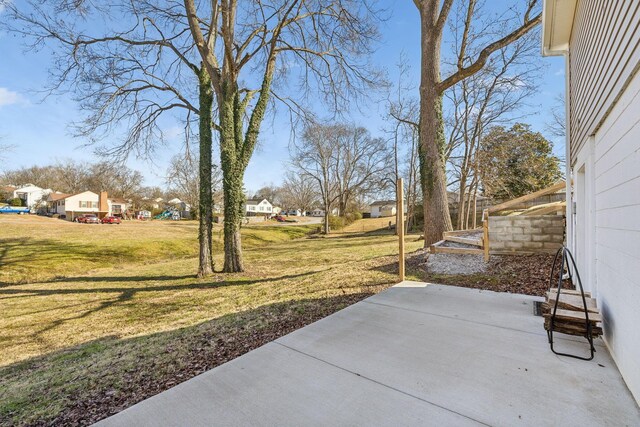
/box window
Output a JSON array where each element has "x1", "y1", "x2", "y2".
[
  {"x1": 259, "y1": 206, "x2": 264, "y2": 211},
  {"x1": 112, "y1": 204, "x2": 122, "y2": 214},
  {"x1": 79, "y1": 200, "x2": 98, "y2": 209}
]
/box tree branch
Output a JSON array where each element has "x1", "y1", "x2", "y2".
[{"x1": 438, "y1": 12, "x2": 541, "y2": 92}]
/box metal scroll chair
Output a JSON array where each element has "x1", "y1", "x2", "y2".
[{"x1": 544, "y1": 247, "x2": 602, "y2": 361}]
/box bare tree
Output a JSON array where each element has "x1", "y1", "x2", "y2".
[
  {"x1": 2, "y1": 1, "x2": 218, "y2": 277},
  {"x1": 386, "y1": 57, "x2": 421, "y2": 232},
  {"x1": 444, "y1": 20, "x2": 542, "y2": 229},
  {"x1": 166, "y1": 148, "x2": 222, "y2": 219},
  {"x1": 0, "y1": 159, "x2": 145, "y2": 199},
  {"x1": 253, "y1": 184, "x2": 284, "y2": 207},
  {"x1": 334, "y1": 126, "x2": 390, "y2": 216},
  {"x1": 52, "y1": 160, "x2": 90, "y2": 195},
  {"x1": 547, "y1": 93, "x2": 566, "y2": 139},
  {"x1": 0, "y1": 141, "x2": 15, "y2": 170},
  {"x1": 291, "y1": 124, "x2": 341, "y2": 234},
  {"x1": 86, "y1": 162, "x2": 144, "y2": 199},
  {"x1": 413, "y1": 0, "x2": 541, "y2": 245},
  {"x1": 291, "y1": 122, "x2": 389, "y2": 233},
  {"x1": 280, "y1": 172, "x2": 317, "y2": 213},
  {"x1": 183, "y1": 0, "x2": 383, "y2": 271}
]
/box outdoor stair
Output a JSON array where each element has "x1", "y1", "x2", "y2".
[{"x1": 430, "y1": 229, "x2": 484, "y2": 255}]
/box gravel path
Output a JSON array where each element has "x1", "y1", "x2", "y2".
[{"x1": 426, "y1": 253, "x2": 487, "y2": 275}]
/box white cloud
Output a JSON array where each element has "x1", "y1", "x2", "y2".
[
  {"x1": 0, "y1": 87, "x2": 27, "y2": 107},
  {"x1": 554, "y1": 68, "x2": 565, "y2": 76},
  {"x1": 0, "y1": 0, "x2": 11, "y2": 14}
]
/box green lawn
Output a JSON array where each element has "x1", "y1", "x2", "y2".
[{"x1": 0, "y1": 215, "x2": 422, "y2": 426}]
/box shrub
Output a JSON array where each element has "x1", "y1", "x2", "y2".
[
  {"x1": 9, "y1": 198, "x2": 24, "y2": 207},
  {"x1": 327, "y1": 215, "x2": 346, "y2": 230}
]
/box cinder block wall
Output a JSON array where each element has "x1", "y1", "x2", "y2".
[{"x1": 488, "y1": 215, "x2": 564, "y2": 254}]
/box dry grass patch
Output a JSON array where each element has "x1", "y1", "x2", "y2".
[{"x1": 0, "y1": 216, "x2": 422, "y2": 426}]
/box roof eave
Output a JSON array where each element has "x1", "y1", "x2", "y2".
[{"x1": 541, "y1": 0, "x2": 577, "y2": 57}]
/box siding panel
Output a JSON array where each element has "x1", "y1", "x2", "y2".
[{"x1": 569, "y1": 1, "x2": 640, "y2": 165}]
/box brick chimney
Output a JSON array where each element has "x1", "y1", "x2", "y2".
[{"x1": 99, "y1": 191, "x2": 108, "y2": 213}]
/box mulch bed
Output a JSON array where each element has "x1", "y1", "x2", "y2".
[
  {"x1": 33, "y1": 293, "x2": 372, "y2": 427},
  {"x1": 407, "y1": 249, "x2": 564, "y2": 296}
]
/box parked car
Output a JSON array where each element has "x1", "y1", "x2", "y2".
[
  {"x1": 274, "y1": 215, "x2": 286, "y2": 222},
  {"x1": 101, "y1": 216, "x2": 121, "y2": 224},
  {"x1": 0, "y1": 205, "x2": 30, "y2": 215},
  {"x1": 77, "y1": 214, "x2": 100, "y2": 224}
]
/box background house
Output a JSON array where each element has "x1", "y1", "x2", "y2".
[
  {"x1": 45, "y1": 192, "x2": 70, "y2": 214},
  {"x1": 12, "y1": 184, "x2": 51, "y2": 210},
  {"x1": 369, "y1": 200, "x2": 397, "y2": 218},
  {"x1": 107, "y1": 198, "x2": 129, "y2": 216},
  {"x1": 54, "y1": 191, "x2": 106, "y2": 220},
  {"x1": 244, "y1": 199, "x2": 273, "y2": 216},
  {"x1": 543, "y1": 0, "x2": 640, "y2": 402}
]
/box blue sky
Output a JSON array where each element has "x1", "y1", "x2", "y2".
[{"x1": 0, "y1": 1, "x2": 565, "y2": 193}]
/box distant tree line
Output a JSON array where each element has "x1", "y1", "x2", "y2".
[
  {"x1": 0, "y1": 156, "x2": 223, "y2": 217},
  {"x1": 1, "y1": 160, "x2": 144, "y2": 199}
]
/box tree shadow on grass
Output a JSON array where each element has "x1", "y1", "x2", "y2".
[
  {"x1": 0, "y1": 237, "x2": 151, "y2": 287},
  {"x1": 0, "y1": 270, "x2": 327, "y2": 344},
  {"x1": 0, "y1": 293, "x2": 373, "y2": 427},
  {"x1": 0, "y1": 270, "x2": 321, "y2": 297}
]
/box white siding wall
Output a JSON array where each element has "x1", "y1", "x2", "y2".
[
  {"x1": 567, "y1": 0, "x2": 640, "y2": 403},
  {"x1": 63, "y1": 192, "x2": 100, "y2": 219},
  {"x1": 591, "y1": 69, "x2": 640, "y2": 401},
  {"x1": 569, "y1": 1, "x2": 640, "y2": 164}
]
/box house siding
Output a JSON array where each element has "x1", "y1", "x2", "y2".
[
  {"x1": 569, "y1": 0, "x2": 640, "y2": 165},
  {"x1": 591, "y1": 68, "x2": 640, "y2": 401},
  {"x1": 565, "y1": 0, "x2": 640, "y2": 403}
]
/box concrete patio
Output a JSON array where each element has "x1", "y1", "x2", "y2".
[{"x1": 96, "y1": 283, "x2": 640, "y2": 426}]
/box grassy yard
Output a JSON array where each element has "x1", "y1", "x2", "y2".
[{"x1": 0, "y1": 215, "x2": 422, "y2": 426}]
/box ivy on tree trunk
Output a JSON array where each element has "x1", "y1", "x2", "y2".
[
  {"x1": 197, "y1": 67, "x2": 215, "y2": 277},
  {"x1": 415, "y1": 0, "x2": 541, "y2": 246}
]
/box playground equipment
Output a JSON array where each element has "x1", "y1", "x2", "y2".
[{"x1": 154, "y1": 208, "x2": 181, "y2": 220}]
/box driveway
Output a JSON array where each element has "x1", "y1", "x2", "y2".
[{"x1": 96, "y1": 283, "x2": 639, "y2": 426}]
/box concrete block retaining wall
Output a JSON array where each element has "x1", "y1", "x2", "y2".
[{"x1": 488, "y1": 215, "x2": 564, "y2": 254}]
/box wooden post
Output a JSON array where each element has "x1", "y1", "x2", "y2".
[
  {"x1": 482, "y1": 208, "x2": 490, "y2": 262},
  {"x1": 397, "y1": 178, "x2": 405, "y2": 281}
]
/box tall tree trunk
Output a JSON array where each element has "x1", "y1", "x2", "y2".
[
  {"x1": 323, "y1": 198, "x2": 330, "y2": 234},
  {"x1": 197, "y1": 67, "x2": 214, "y2": 278},
  {"x1": 221, "y1": 164, "x2": 245, "y2": 272},
  {"x1": 418, "y1": 5, "x2": 453, "y2": 246},
  {"x1": 219, "y1": 83, "x2": 245, "y2": 273}
]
